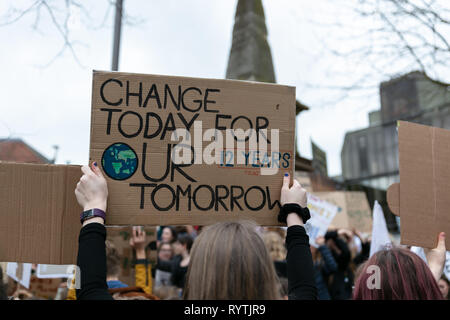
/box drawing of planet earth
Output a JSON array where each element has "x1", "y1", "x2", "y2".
[{"x1": 101, "y1": 143, "x2": 138, "y2": 180}]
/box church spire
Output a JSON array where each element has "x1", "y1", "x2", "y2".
[{"x1": 226, "y1": 0, "x2": 276, "y2": 83}]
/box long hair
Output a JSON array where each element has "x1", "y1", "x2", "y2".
[
  {"x1": 353, "y1": 247, "x2": 443, "y2": 300},
  {"x1": 183, "y1": 221, "x2": 281, "y2": 300}
]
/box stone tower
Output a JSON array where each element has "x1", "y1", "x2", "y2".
[{"x1": 226, "y1": 0, "x2": 276, "y2": 83}]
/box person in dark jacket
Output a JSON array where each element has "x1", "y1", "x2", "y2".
[
  {"x1": 74, "y1": 163, "x2": 316, "y2": 300},
  {"x1": 156, "y1": 233, "x2": 193, "y2": 291},
  {"x1": 353, "y1": 230, "x2": 371, "y2": 267},
  {"x1": 323, "y1": 229, "x2": 354, "y2": 300},
  {"x1": 311, "y1": 236, "x2": 338, "y2": 300}
]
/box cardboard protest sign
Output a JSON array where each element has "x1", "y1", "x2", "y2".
[
  {"x1": 0, "y1": 162, "x2": 81, "y2": 264},
  {"x1": 387, "y1": 121, "x2": 450, "y2": 249},
  {"x1": 90, "y1": 71, "x2": 296, "y2": 226},
  {"x1": 305, "y1": 194, "x2": 338, "y2": 247},
  {"x1": 313, "y1": 191, "x2": 373, "y2": 234}
]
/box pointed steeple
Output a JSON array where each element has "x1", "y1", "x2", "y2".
[{"x1": 226, "y1": 0, "x2": 276, "y2": 83}]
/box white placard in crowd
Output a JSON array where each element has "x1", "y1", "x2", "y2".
[
  {"x1": 6, "y1": 262, "x2": 32, "y2": 288},
  {"x1": 36, "y1": 264, "x2": 75, "y2": 279},
  {"x1": 369, "y1": 200, "x2": 392, "y2": 258},
  {"x1": 305, "y1": 194, "x2": 338, "y2": 248},
  {"x1": 444, "y1": 251, "x2": 450, "y2": 281}
]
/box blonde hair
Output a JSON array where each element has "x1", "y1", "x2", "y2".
[
  {"x1": 184, "y1": 221, "x2": 281, "y2": 300},
  {"x1": 262, "y1": 231, "x2": 287, "y2": 261}
]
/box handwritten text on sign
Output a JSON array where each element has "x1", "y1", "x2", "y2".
[{"x1": 90, "y1": 72, "x2": 296, "y2": 225}]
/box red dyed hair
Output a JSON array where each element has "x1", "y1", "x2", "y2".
[{"x1": 353, "y1": 247, "x2": 443, "y2": 300}]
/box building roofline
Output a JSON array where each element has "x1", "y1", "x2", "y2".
[{"x1": 0, "y1": 138, "x2": 51, "y2": 163}]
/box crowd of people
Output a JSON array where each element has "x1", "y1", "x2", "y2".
[{"x1": 1, "y1": 162, "x2": 449, "y2": 300}]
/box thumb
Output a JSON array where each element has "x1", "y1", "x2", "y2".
[
  {"x1": 282, "y1": 173, "x2": 290, "y2": 190},
  {"x1": 436, "y1": 232, "x2": 446, "y2": 251},
  {"x1": 91, "y1": 161, "x2": 103, "y2": 177}
]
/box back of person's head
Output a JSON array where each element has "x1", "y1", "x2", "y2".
[
  {"x1": 438, "y1": 275, "x2": 449, "y2": 299},
  {"x1": 262, "y1": 231, "x2": 286, "y2": 261},
  {"x1": 353, "y1": 247, "x2": 443, "y2": 300},
  {"x1": 184, "y1": 221, "x2": 281, "y2": 300},
  {"x1": 105, "y1": 240, "x2": 121, "y2": 278},
  {"x1": 176, "y1": 232, "x2": 194, "y2": 253}
]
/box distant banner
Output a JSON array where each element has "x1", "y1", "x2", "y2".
[
  {"x1": 36, "y1": 264, "x2": 76, "y2": 279},
  {"x1": 305, "y1": 194, "x2": 338, "y2": 247},
  {"x1": 445, "y1": 251, "x2": 450, "y2": 281},
  {"x1": 6, "y1": 262, "x2": 32, "y2": 289}
]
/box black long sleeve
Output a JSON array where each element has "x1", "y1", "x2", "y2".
[
  {"x1": 76, "y1": 223, "x2": 113, "y2": 300},
  {"x1": 286, "y1": 225, "x2": 317, "y2": 300}
]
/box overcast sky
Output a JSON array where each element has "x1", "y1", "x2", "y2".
[{"x1": 0, "y1": 0, "x2": 409, "y2": 176}]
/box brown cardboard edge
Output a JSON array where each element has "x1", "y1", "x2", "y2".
[
  {"x1": 386, "y1": 183, "x2": 400, "y2": 216},
  {"x1": 92, "y1": 70, "x2": 297, "y2": 91}
]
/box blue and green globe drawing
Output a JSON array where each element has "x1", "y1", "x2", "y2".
[{"x1": 101, "y1": 143, "x2": 138, "y2": 180}]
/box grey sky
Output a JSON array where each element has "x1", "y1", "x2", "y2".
[{"x1": 1, "y1": 0, "x2": 434, "y2": 176}]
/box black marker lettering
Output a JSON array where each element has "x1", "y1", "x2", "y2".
[
  {"x1": 100, "y1": 79, "x2": 123, "y2": 106},
  {"x1": 126, "y1": 80, "x2": 143, "y2": 107},
  {"x1": 204, "y1": 88, "x2": 220, "y2": 113},
  {"x1": 100, "y1": 108, "x2": 122, "y2": 135}
]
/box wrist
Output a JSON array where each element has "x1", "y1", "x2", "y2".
[
  {"x1": 83, "y1": 201, "x2": 107, "y2": 212},
  {"x1": 278, "y1": 203, "x2": 310, "y2": 225},
  {"x1": 136, "y1": 248, "x2": 146, "y2": 260},
  {"x1": 82, "y1": 217, "x2": 105, "y2": 227},
  {"x1": 428, "y1": 263, "x2": 443, "y2": 282},
  {"x1": 287, "y1": 212, "x2": 304, "y2": 227}
]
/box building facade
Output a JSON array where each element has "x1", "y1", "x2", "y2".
[{"x1": 341, "y1": 71, "x2": 450, "y2": 190}]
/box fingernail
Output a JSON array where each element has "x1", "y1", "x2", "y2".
[
  {"x1": 284, "y1": 173, "x2": 289, "y2": 177},
  {"x1": 93, "y1": 162, "x2": 97, "y2": 167}
]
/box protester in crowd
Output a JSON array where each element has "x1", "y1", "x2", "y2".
[
  {"x1": 154, "y1": 241, "x2": 174, "y2": 288},
  {"x1": 160, "y1": 226, "x2": 177, "y2": 244},
  {"x1": 262, "y1": 231, "x2": 287, "y2": 278},
  {"x1": 129, "y1": 226, "x2": 153, "y2": 295},
  {"x1": 353, "y1": 230, "x2": 371, "y2": 267},
  {"x1": 311, "y1": 236, "x2": 338, "y2": 300},
  {"x1": 324, "y1": 228, "x2": 354, "y2": 300},
  {"x1": 185, "y1": 225, "x2": 199, "y2": 239},
  {"x1": 0, "y1": 266, "x2": 7, "y2": 300},
  {"x1": 156, "y1": 233, "x2": 193, "y2": 292},
  {"x1": 438, "y1": 275, "x2": 449, "y2": 299},
  {"x1": 353, "y1": 232, "x2": 446, "y2": 300},
  {"x1": 105, "y1": 240, "x2": 128, "y2": 289},
  {"x1": 184, "y1": 173, "x2": 317, "y2": 300},
  {"x1": 74, "y1": 164, "x2": 316, "y2": 300}
]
